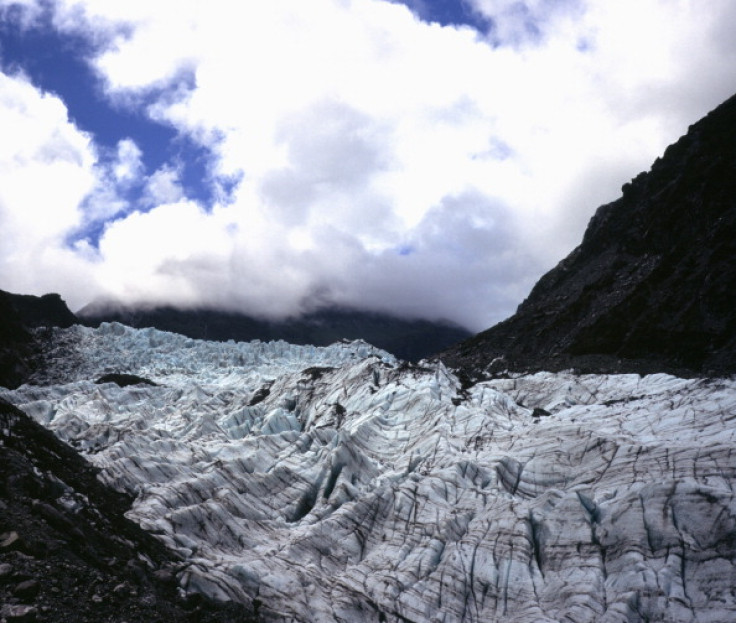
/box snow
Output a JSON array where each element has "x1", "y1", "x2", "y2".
[{"x1": 3, "y1": 322, "x2": 736, "y2": 622}]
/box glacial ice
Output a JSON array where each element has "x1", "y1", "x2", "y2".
[{"x1": 4, "y1": 322, "x2": 736, "y2": 622}]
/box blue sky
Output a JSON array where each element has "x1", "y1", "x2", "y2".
[
  {"x1": 0, "y1": 4, "x2": 215, "y2": 226},
  {"x1": 1, "y1": 0, "x2": 735, "y2": 330},
  {"x1": 389, "y1": 0, "x2": 491, "y2": 30}
]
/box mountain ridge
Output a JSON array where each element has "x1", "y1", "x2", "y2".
[{"x1": 440, "y1": 92, "x2": 736, "y2": 380}]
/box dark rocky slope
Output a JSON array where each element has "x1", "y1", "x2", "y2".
[
  {"x1": 0, "y1": 293, "x2": 33, "y2": 390},
  {"x1": 78, "y1": 304, "x2": 471, "y2": 362},
  {"x1": 0, "y1": 290, "x2": 78, "y2": 389},
  {"x1": 3, "y1": 292, "x2": 77, "y2": 330},
  {"x1": 0, "y1": 398, "x2": 258, "y2": 622},
  {"x1": 441, "y1": 93, "x2": 736, "y2": 380}
]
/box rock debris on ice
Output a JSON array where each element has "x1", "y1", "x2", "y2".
[{"x1": 4, "y1": 322, "x2": 736, "y2": 622}]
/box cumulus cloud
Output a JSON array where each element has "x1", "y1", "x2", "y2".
[
  {"x1": 111, "y1": 138, "x2": 143, "y2": 185},
  {"x1": 72, "y1": 138, "x2": 143, "y2": 227},
  {"x1": 1, "y1": 0, "x2": 736, "y2": 330},
  {"x1": 469, "y1": 0, "x2": 585, "y2": 46},
  {"x1": 144, "y1": 165, "x2": 184, "y2": 205},
  {"x1": 0, "y1": 71, "x2": 98, "y2": 298}
]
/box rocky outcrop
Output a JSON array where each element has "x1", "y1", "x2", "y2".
[
  {"x1": 0, "y1": 292, "x2": 35, "y2": 389},
  {"x1": 78, "y1": 303, "x2": 471, "y2": 362},
  {"x1": 4, "y1": 292, "x2": 78, "y2": 329},
  {"x1": 95, "y1": 373, "x2": 158, "y2": 387},
  {"x1": 441, "y1": 93, "x2": 736, "y2": 380},
  {"x1": 0, "y1": 290, "x2": 78, "y2": 389}
]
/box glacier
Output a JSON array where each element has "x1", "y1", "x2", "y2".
[{"x1": 3, "y1": 322, "x2": 736, "y2": 622}]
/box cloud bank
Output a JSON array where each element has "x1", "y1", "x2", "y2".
[{"x1": 1, "y1": 0, "x2": 736, "y2": 330}]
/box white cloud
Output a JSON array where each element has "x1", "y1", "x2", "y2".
[
  {"x1": 111, "y1": 138, "x2": 143, "y2": 185},
  {"x1": 1, "y1": 0, "x2": 736, "y2": 330},
  {"x1": 0, "y1": 71, "x2": 99, "y2": 301},
  {"x1": 469, "y1": 0, "x2": 585, "y2": 46},
  {"x1": 144, "y1": 165, "x2": 184, "y2": 205},
  {"x1": 93, "y1": 200, "x2": 232, "y2": 306},
  {"x1": 70, "y1": 137, "x2": 145, "y2": 229}
]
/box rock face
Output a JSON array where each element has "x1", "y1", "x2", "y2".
[
  {"x1": 4, "y1": 291, "x2": 78, "y2": 330},
  {"x1": 5, "y1": 322, "x2": 736, "y2": 622},
  {"x1": 0, "y1": 290, "x2": 78, "y2": 389},
  {"x1": 78, "y1": 303, "x2": 471, "y2": 362},
  {"x1": 0, "y1": 292, "x2": 34, "y2": 389},
  {"x1": 441, "y1": 93, "x2": 736, "y2": 380}
]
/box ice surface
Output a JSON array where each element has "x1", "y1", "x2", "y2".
[{"x1": 4, "y1": 323, "x2": 736, "y2": 622}]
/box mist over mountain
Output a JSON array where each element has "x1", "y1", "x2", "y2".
[
  {"x1": 441, "y1": 93, "x2": 736, "y2": 380},
  {"x1": 78, "y1": 302, "x2": 471, "y2": 363}
]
